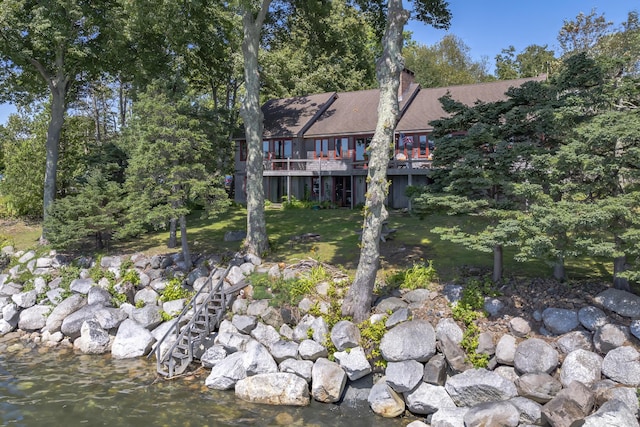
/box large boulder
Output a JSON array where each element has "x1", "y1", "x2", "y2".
[
  {"x1": 578, "y1": 306, "x2": 608, "y2": 331},
  {"x1": 17, "y1": 304, "x2": 50, "y2": 331},
  {"x1": 601, "y1": 346, "x2": 640, "y2": 386},
  {"x1": 74, "y1": 320, "x2": 110, "y2": 354},
  {"x1": 495, "y1": 334, "x2": 517, "y2": 365},
  {"x1": 582, "y1": 399, "x2": 640, "y2": 427},
  {"x1": 44, "y1": 294, "x2": 86, "y2": 333},
  {"x1": 380, "y1": 319, "x2": 436, "y2": 362},
  {"x1": 298, "y1": 339, "x2": 328, "y2": 361},
  {"x1": 593, "y1": 323, "x2": 630, "y2": 354},
  {"x1": 594, "y1": 288, "x2": 640, "y2": 318},
  {"x1": 542, "y1": 307, "x2": 579, "y2": 335},
  {"x1": 404, "y1": 382, "x2": 456, "y2": 415},
  {"x1": 560, "y1": 349, "x2": 603, "y2": 387},
  {"x1": 111, "y1": 319, "x2": 155, "y2": 359},
  {"x1": 367, "y1": 377, "x2": 405, "y2": 418},
  {"x1": 514, "y1": 372, "x2": 562, "y2": 403},
  {"x1": 542, "y1": 381, "x2": 595, "y2": 427},
  {"x1": 130, "y1": 305, "x2": 162, "y2": 330},
  {"x1": 12, "y1": 290, "x2": 37, "y2": 308},
  {"x1": 445, "y1": 368, "x2": 518, "y2": 407},
  {"x1": 509, "y1": 396, "x2": 544, "y2": 426},
  {"x1": 463, "y1": 401, "x2": 520, "y2": 427},
  {"x1": 61, "y1": 303, "x2": 104, "y2": 339},
  {"x1": 333, "y1": 346, "x2": 371, "y2": 381},
  {"x1": 242, "y1": 339, "x2": 278, "y2": 376},
  {"x1": 556, "y1": 331, "x2": 594, "y2": 354},
  {"x1": 330, "y1": 320, "x2": 361, "y2": 351},
  {"x1": 385, "y1": 360, "x2": 423, "y2": 393},
  {"x1": 234, "y1": 373, "x2": 310, "y2": 406},
  {"x1": 269, "y1": 340, "x2": 298, "y2": 363},
  {"x1": 205, "y1": 352, "x2": 247, "y2": 390},
  {"x1": 278, "y1": 358, "x2": 313, "y2": 383},
  {"x1": 430, "y1": 407, "x2": 469, "y2": 427},
  {"x1": 513, "y1": 338, "x2": 558, "y2": 374},
  {"x1": 311, "y1": 358, "x2": 346, "y2": 403}
]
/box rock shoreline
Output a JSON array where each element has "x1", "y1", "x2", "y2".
[{"x1": 1, "y1": 246, "x2": 640, "y2": 426}]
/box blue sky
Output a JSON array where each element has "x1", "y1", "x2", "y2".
[{"x1": 0, "y1": 0, "x2": 636, "y2": 126}]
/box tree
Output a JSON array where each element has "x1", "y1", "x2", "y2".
[
  {"x1": 239, "y1": 0, "x2": 272, "y2": 257},
  {"x1": 122, "y1": 89, "x2": 230, "y2": 268},
  {"x1": 404, "y1": 34, "x2": 492, "y2": 87},
  {"x1": 0, "y1": 0, "x2": 127, "y2": 234},
  {"x1": 495, "y1": 44, "x2": 555, "y2": 80},
  {"x1": 342, "y1": 0, "x2": 451, "y2": 322},
  {"x1": 558, "y1": 9, "x2": 613, "y2": 56}
]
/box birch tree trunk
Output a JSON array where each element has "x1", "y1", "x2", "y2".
[
  {"x1": 342, "y1": 0, "x2": 409, "y2": 323},
  {"x1": 240, "y1": 0, "x2": 271, "y2": 257}
]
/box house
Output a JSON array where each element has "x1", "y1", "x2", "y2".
[{"x1": 234, "y1": 71, "x2": 545, "y2": 209}]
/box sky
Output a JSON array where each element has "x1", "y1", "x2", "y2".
[{"x1": 0, "y1": 0, "x2": 637, "y2": 126}]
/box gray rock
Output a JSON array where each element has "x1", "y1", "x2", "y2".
[
  {"x1": 463, "y1": 401, "x2": 520, "y2": 427},
  {"x1": 45, "y1": 294, "x2": 87, "y2": 333},
  {"x1": 278, "y1": 358, "x2": 313, "y2": 383},
  {"x1": 380, "y1": 319, "x2": 436, "y2": 362},
  {"x1": 330, "y1": 320, "x2": 361, "y2": 351},
  {"x1": 340, "y1": 375, "x2": 373, "y2": 410},
  {"x1": 311, "y1": 357, "x2": 346, "y2": 403},
  {"x1": 508, "y1": 317, "x2": 531, "y2": 338},
  {"x1": 442, "y1": 284, "x2": 464, "y2": 304},
  {"x1": 373, "y1": 297, "x2": 408, "y2": 317},
  {"x1": 310, "y1": 316, "x2": 329, "y2": 343},
  {"x1": 231, "y1": 298, "x2": 248, "y2": 315},
  {"x1": 224, "y1": 230, "x2": 246, "y2": 242},
  {"x1": 560, "y1": 349, "x2": 602, "y2": 387},
  {"x1": 430, "y1": 407, "x2": 469, "y2": 427},
  {"x1": 542, "y1": 307, "x2": 578, "y2": 335},
  {"x1": 243, "y1": 253, "x2": 262, "y2": 266},
  {"x1": 231, "y1": 315, "x2": 258, "y2": 334},
  {"x1": 593, "y1": 323, "x2": 630, "y2": 354},
  {"x1": 94, "y1": 307, "x2": 128, "y2": 330},
  {"x1": 509, "y1": 396, "x2": 544, "y2": 426},
  {"x1": 279, "y1": 323, "x2": 293, "y2": 340},
  {"x1": 367, "y1": 377, "x2": 405, "y2": 418},
  {"x1": 61, "y1": 303, "x2": 104, "y2": 338},
  {"x1": 87, "y1": 286, "x2": 113, "y2": 306},
  {"x1": 592, "y1": 381, "x2": 639, "y2": 416},
  {"x1": 243, "y1": 339, "x2": 277, "y2": 376},
  {"x1": 45, "y1": 288, "x2": 65, "y2": 305},
  {"x1": 477, "y1": 332, "x2": 495, "y2": 355},
  {"x1": 267, "y1": 264, "x2": 281, "y2": 279},
  {"x1": 439, "y1": 333, "x2": 473, "y2": 373},
  {"x1": 186, "y1": 266, "x2": 208, "y2": 287},
  {"x1": 582, "y1": 398, "x2": 640, "y2": 427},
  {"x1": 161, "y1": 299, "x2": 185, "y2": 317},
  {"x1": 402, "y1": 288, "x2": 433, "y2": 304},
  {"x1": 556, "y1": 330, "x2": 594, "y2": 354},
  {"x1": 131, "y1": 305, "x2": 162, "y2": 330},
  {"x1": 595, "y1": 288, "x2": 640, "y2": 318},
  {"x1": 385, "y1": 307, "x2": 410, "y2": 327},
  {"x1": 385, "y1": 360, "x2": 423, "y2": 393},
  {"x1": 515, "y1": 372, "x2": 562, "y2": 403},
  {"x1": 149, "y1": 278, "x2": 169, "y2": 293},
  {"x1": 111, "y1": 319, "x2": 155, "y2": 359},
  {"x1": 483, "y1": 297, "x2": 504, "y2": 317},
  {"x1": 235, "y1": 373, "x2": 309, "y2": 406},
  {"x1": 2, "y1": 303, "x2": 19, "y2": 325},
  {"x1": 0, "y1": 281, "x2": 21, "y2": 296},
  {"x1": 541, "y1": 381, "x2": 594, "y2": 427},
  {"x1": 334, "y1": 346, "x2": 371, "y2": 381},
  {"x1": 445, "y1": 368, "x2": 518, "y2": 407},
  {"x1": 436, "y1": 317, "x2": 463, "y2": 344},
  {"x1": 0, "y1": 319, "x2": 15, "y2": 335},
  {"x1": 216, "y1": 331, "x2": 251, "y2": 353},
  {"x1": 205, "y1": 351, "x2": 246, "y2": 390},
  {"x1": 246, "y1": 299, "x2": 269, "y2": 317},
  {"x1": 494, "y1": 366, "x2": 519, "y2": 383},
  {"x1": 17, "y1": 304, "x2": 49, "y2": 331},
  {"x1": 260, "y1": 306, "x2": 284, "y2": 329},
  {"x1": 100, "y1": 256, "x2": 122, "y2": 270},
  {"x1": 249, "y1": 322, "x2": 281, "y2": 349},
  {"x1": 298, "y1": 339, "x2": 328, "y2": 361},
  {"x1": 11, "y1": 290, "x2": 37, "y2": 308},
  {"x1": 225, "y1": 266, "x2": 246, "y2": 287},
  {"x1": 578, "y1": 305, "x2": 608, "y2": 331},
  {"x1": 423, "y1": 353, "x2": 447, "y2": 385},
  {"x1": 601, "y1": 345, "x2": 640, "y2": 386},
  {"x1": 133, "y1": 287, "x2": 159, "y2": 307},
  {"x1": 35, "y1": 257, "x2": 53, "y2": 269},
  {"x1": 18, "y1": 250, "x2": 35, "y2": 264},
  {"x1": 292, "y1": 314, "x2": 315, "y2": 341},
  {"x1": 70, "y1": 278, "x2": 95, "y2": 294},
  {"x1": 631, "y1": 320, "x2": 640, "y2": 341},
  {"x1": 513, "y1": 338, "x2": 558, "y2": 374},
  {"x1": 404, "y1": 382, "x2": 456, "y2": 415},
  {"x1": 74, "y1": 320, "x2": 110, "y2": 354},
  {"x1": 495, "y1": 334, "x2": 517, "y2": 365},
  {"x1": 268, "y1": 340, "x2": 298, "y2": 363}
]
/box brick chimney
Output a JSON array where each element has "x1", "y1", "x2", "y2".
[{"x1": 398, "y1": 68, "x2": 415, "y2": 101}]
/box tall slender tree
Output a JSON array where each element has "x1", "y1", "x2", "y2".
[{"x1": 342, "y1": 0, "x2": 451, "y2": 322}]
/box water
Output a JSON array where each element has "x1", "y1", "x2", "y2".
[{"x1": 0, "y1": 341, "x2": 409, "y2": 427}]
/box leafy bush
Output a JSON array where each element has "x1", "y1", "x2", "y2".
[
  {"x1": 359, "y1": 316, "x2": 388, "y2": 370},
  {"x1": 160, "y1": 278, "x2": 193, "y2": 302},
  {"x1": 385, "y1": 260, "x2": 438, "y2": 291}
]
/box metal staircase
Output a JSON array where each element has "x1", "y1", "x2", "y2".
[{"x1": 152, "y1": 265, "x2": 237, "y2": 378}]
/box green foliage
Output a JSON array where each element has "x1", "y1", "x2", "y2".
[
  {"x1": 160, "y1": 278, "x2": 192, "y2": 302},
  {"x1": 159, "y1": 310, "x2": 174, "y2": 322},
  {"x1": 385, "y1": 260, "x2": 438, "y2": 291},
  {"x1": 248, "y1": 264, "x2": 333, "y2": 307},
  {"x1": 358, "y1": 316, "x2": 388, "y2": 370},
  {"x1": 135, "y1": 299, "x2": 145, "y2": 309},
  {"x1": 121, "y1": 269, "x2": 140, "y2": 286},
  {"x1": 282, "y1": 196, "x2": 314, "y2": 210}
]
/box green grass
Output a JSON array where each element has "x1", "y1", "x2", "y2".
[{"x1": 2, "y1": 205, "x2": 614, "y2": 283}]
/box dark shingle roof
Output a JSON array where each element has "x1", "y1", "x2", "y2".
[
  {"x1": 396, "y1": 76, "x2": 547, "y2": 133},
  {"x1": 262, "y1": 92, "x2": 337, "y2": 139}
]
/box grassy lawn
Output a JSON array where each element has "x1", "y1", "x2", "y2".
[{"x1": 2, "y1": 205, "x2": 613, "y2": 283}]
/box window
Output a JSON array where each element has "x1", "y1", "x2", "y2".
[
  {"x1": 334, "y1": 137, "x2": 348, "y2": 158},
  {"x1": 315, "y1": 139, "x2": 329, "y2": 158},
  {"x1": 355, "y1": 136, "x2": 371, "y2": 160}
]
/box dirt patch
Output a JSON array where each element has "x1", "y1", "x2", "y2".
[{"x1": 379, "y1": 242, "x2": 433, "y2": 271}]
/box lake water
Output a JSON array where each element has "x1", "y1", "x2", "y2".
[{"x1": 0, "y1": 339, "x2": 409, "y2": 427}]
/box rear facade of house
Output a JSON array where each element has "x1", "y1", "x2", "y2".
[{"x1": 234, "y1": 71, "x2": 545, "y2": 209}]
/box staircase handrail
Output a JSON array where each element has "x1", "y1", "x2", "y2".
[{"x1": 150, "y1": 264, "x2": 232, "y2": 364}]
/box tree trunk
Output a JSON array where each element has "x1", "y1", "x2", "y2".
[
  {"x1": 492, "y1": 244, "x2": 503, "y2": 283},
  {"x1": 180, "y1": 214, "x2": 192, "y2": 269},
  {"x1": 342, "y1": 0, "x2": 409, "y2": 323},
  {"x1": 42, "y1": 78, "x2": 68, "y2": 239},
  {"x1": 168, "y1": 218, "x2": 177, "y2": 248},
  {"x1": 613, "y1": 236, "x2": 630, "y2": 291},
  {"x1": 553, "y1": 255, "x2": 566, "y2": 282},
  {"x1": 240, "y1": 1, "x2": 271, "y2": 256}
]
